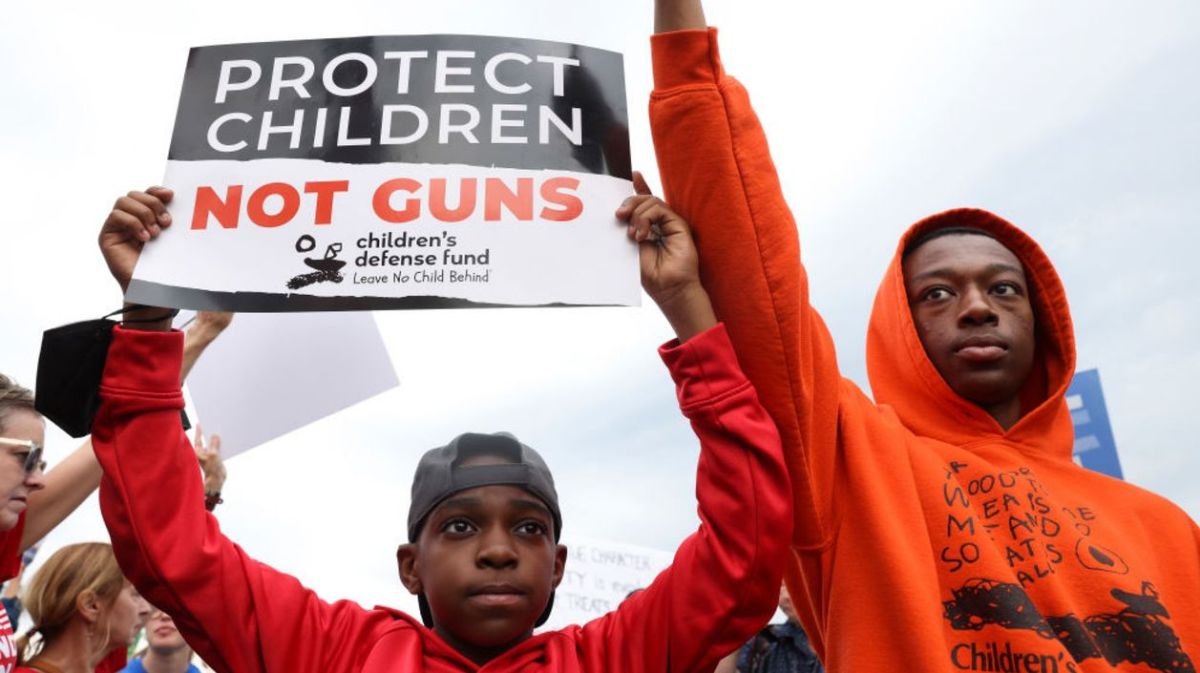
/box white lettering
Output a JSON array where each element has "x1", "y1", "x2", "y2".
[
  {"x1": 491, "y1": 104, "x2": 527, "y2": 143},
  {"x1": 439, "y1": 104, "x2": 480, "y2": 143},
  {"x1": 257, "y1": 109, "x2": 304, "y2": 150},
  {"x1": 381, "y1": 104, "x2": 429, "y2": 144},
  {"x1": 269, "y1": 56, "x2": 315, "y2": 101},
  {"x1": 322, "y1": 53, "x2": 378, "y2": 97},
  {"x1": 215, "y1": 59, "x2": 262, "y2": 104},
  {"x1": 536, "y1": 55, "x2": 580, "y2": 97},
  {"x1": 336, "y1": 106, "x2": 371, "y2": 146},
  {"x1": 207, "y1": 112, "x2": 251, "y2": 152},
  {"x1": 383, "y1": 50, "x2": 429, "y2": 94},
  {"x1": 484, "y1": 52, "x2": 533, "y2": 95},
  {"x1": 540, "y1": 106, "x2": 582, "y2": 145},
  {"x1": 435, "y1": 51, "x2": 476, "y2": 93}
]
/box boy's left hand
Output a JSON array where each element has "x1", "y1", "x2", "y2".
[{"x1": 616, "y1": 173, "x2": 716, "y2": 341}]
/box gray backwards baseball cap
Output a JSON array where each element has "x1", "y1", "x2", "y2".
[{"x1": 407, "y1": 432, "x2": 562, "y2": 543}]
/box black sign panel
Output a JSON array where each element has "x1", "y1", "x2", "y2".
[{"x1": 168, "y1": 34, "x2": 630, "y2": 179}]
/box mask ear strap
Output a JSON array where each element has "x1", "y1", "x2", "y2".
[
  {"x1": 34, "y1": 304, "x2": 180, "y2": 439},
  {"x1": 107, "y1": 304, "x2": 181, "y2": 324}
]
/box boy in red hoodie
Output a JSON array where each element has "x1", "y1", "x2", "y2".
[
  {"x1": 648, "y1": 1, "x2": 1200, "y2": 672},
  {"x1": 89, "y1": 185, "x2": 790, "y2": 673}
]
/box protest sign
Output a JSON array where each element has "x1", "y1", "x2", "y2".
[
  {"x1": 181, "y1": 311, "x2": 398, "y2": 458},
  {"x1": 544, "y1": 536, "x2": 672, "y2": 629},
  {"x1": 1068, "y1": 369, "x2": 1123, "y2": 479},
  {"x1": 127, "y1": 35, "x2": 637, "y2": 311}
]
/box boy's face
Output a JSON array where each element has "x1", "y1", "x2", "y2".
[
  {"x1": 902, "y1": 233, "x2": 1036, "y2": 419},
  {"x1": 397, "y1": 482, "x2": 566, "y2": 663}
]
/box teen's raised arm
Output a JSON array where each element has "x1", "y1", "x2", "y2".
[{"x1": 648, "y1": 0, "x2": 843, "y2": 556}]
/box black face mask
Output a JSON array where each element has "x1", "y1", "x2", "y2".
[{"x1": 35, "y1": 306, "x2": 179, "y2": 438}]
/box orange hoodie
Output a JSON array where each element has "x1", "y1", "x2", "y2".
[{"x1": 650, "y1": 28, "x2": 1200, "y2": 673}]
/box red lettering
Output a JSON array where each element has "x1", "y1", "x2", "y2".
[
  {"x1": 247, "y1": 182, "x2": 300, "y2": 228},
  {"x1": 373, "y1": 178, "x2": 422, "y2": 223},
  {"x1": 304, "y1": 180, "x2": 349, "y2": 225},
  {"x1": 484, "y1": 177, "x2": 533, "y2": 221},
  {"x1": 192, "y1": 185, "x2": 243, "y2": 229},
  {"x1": 429, "y1": 178, "x2": 477, "y2": 222},
  {"x1": 539, "y1": 177, "x2": 582, "y2": 221}
]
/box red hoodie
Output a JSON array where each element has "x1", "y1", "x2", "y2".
[
  {"x1": 649, "y1": 28, "x2": 1200, "y2": 673},
  {"x1": 92, "y1": 323, "x2": 791, "y2": 673}
]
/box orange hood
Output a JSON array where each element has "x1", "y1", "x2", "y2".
[{"x1": 866, "y1": 208, "x2": 1077, "y2": 457}]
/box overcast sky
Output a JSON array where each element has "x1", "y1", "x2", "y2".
[{"x1": 2, "y1": 0, "x2": 1197, "y2": 619}]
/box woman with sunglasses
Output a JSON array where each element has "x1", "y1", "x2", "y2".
[{"x1": 0, "y1": 374, "x2": 72, "y2": 669}]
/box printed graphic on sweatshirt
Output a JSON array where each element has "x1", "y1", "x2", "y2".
[
  {"x1": 937, "y1": 460, "x2": 1195, "y2": 673},
  {"x1": 126, "y1": 35, "x2": 638, "y2": 312}
]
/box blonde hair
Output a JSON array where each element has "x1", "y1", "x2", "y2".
[
  {"x1": 17, "y1": 542, "x2": 126, "y2": 663},
  {"x1": 0, "y1": 373, "x2": 37, "y2": 432}
]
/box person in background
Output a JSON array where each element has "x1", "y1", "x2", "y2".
[
  {"x1": 714, "y1": 585, "x2": 823, "y2": 673},
  {"x1": 13, "y1": 543, "x2": 150, "y2": 673},
  {"x1": 1, "y1": 545, "x2": 40, "y2": 630},
  {"x1": 119, "y1": 610, "x2": 198, "y2": 673},
  {"x1": 119, "y1": 426, "x2": 227, "y2": 673},
  {"x1": 0, "y1": 375, "x2": 93, "y2": 671}
]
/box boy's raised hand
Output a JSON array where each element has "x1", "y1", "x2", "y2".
[
  {"x1": 99, "y1": 186, "x2": 174, "y2": 293},
  {"x1": 617, "y1": 172, "x2": 717, "y2": 342}
]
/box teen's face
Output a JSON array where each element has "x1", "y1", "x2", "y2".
[
  {"x1": 903, "y1": 234, "x2": 1036, "y2": 415},
  {"x1": 104, "y1": 583, "x2": 152, "y2": 650},
  {"x1": 0, "y1": 410, "x2": 48, "y2": 531},
  {"x1": 399, "y1": 484, "x2": 565, "y2": 663},
  {"x1": 145, "y1": 609, "x2": 188, "y2": 651}
]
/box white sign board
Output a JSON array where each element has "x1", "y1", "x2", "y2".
[
  {"x1": 127, "y1": 34, "x2": 638, "y2": 312},
  {"x1": 545, "y1": 536, "x2": 673, "y2": 629},
  {"x1": 182, "y1": 311, "x2": 398, "y2": 457}
]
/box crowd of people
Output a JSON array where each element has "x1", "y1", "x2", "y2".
[
  {"x1": 2, "y1": 0, "x2": 1197, "y2": 672},
  {"x1": 1, "y1": 319, "x2": 229, "y2": 673}
]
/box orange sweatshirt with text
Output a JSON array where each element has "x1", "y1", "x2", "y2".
[{"x1": 650, "y1": 28, "x2": 1200, "y2": 673}]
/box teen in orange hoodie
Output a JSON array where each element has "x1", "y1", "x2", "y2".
[{"x1": 648, "y1": 1, "x2": 1200, "y2": 672}]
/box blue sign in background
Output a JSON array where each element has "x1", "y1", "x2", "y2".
[{"x1": 1068, "y1": 369, "x2": 1123, "y2": 479}]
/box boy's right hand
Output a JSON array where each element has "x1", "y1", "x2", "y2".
[{"x1": 99, "y1": 187, "x2": 174, "y2": 293}]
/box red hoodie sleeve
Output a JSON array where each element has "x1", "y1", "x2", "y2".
[
  {"x1": 93, "y1": 327, "x2": 390, "y2": 673},
  {"x1": 576, "y1": 324, "x2": 791, "y2": 673},
  {"x1": 650, "y1": 29, "x2": 843, "y2": 554}
]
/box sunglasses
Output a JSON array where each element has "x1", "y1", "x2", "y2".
[{"x1": 0, "y1": 437, "x2": 47, "y2": 475}]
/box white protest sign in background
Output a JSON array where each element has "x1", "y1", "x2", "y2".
[
  {"x1": 544, "y1": 536, "x2": 672, "y2": 629},
  {"x1": 182, "y1": 311, "x2": 399, "y2": 457},
  {"x1": 127, "y1": 34, "x2": 638, "y2": 312}
]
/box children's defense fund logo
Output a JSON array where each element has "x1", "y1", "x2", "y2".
[{"x1": 287, "y1": 234, "x2": 346, "y2": 289}]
